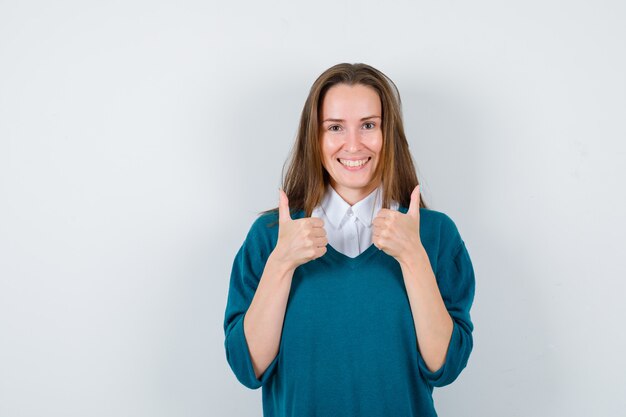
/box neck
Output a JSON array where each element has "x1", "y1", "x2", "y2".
[{"x1": 330, "y1": 180, "x2": 381, "y2": 206}]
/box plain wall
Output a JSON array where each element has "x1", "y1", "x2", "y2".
[{"x1": 1, "y1": 1, "x2": 625, "y2": 416}]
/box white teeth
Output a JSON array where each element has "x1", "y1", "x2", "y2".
[{"x1": 339, "y1": 158, "x2": 368, "y2": 167}]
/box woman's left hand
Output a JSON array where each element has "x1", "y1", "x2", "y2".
[{"x1": 372, "y1": 185, "x2": 423, "y2": 263}]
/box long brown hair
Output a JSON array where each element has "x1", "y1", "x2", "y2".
[{"x1": 261, "y1": 62, "x2": 427, "y2": 218}]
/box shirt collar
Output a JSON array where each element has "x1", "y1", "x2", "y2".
[
  {"x1": 313, "y1": 184, "x2": 388, "y2": 229},
  {"x1": 351, "y1": 186, "x2": 383, "y2": 228}
]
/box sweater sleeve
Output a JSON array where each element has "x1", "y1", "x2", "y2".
[
  {"x1": 417, "y1": 240, "x2": 476, "y2": 387},
  {"x1": 223, "y1": 216, "x2": 279, "y2": 389}
]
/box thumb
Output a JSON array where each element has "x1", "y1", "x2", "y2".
[
  {"x1": 278, "y1": 188, "x2": 292, "y2": 222},
  {"x1": 407, "y1": 184, "x2": 420, "y2": 218}
]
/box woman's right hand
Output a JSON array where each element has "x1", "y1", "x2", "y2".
[{"x1": 271, "y1": 189, "x2": 328, "y2": 270}]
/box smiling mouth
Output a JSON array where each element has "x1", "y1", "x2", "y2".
[{"x1": 337, "y1": 157, "x2": 371, "y2": 168}]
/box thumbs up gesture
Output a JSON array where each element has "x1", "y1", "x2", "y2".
[
  {"x1": 272, "y1": 189, "x2": 328, "y2": 271},
  {"x1": 372, "y1": 185, "x2": 423, "y2": 263}
]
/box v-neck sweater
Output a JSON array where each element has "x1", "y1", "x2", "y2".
[{"x1": 224, "y1": 206, "x2": 476, "y2": 417}]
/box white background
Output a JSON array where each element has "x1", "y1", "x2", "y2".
[{"x1": 1, "y1": 1, "x2": 625, "y2": 416}]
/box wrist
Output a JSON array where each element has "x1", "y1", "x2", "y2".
[
  {"x1": 267, "y1": 250, "x2": 296, "y2": 276},
  {"x1": 398, "y1": 242, "x2": 428, "y2": 270}
]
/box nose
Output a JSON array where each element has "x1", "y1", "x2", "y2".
[{"x1": 344, "y1": 128, "x2": 363, "y2": 152}]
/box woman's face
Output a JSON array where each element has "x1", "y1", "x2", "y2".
[{"x1": 319, "y1": 83, "x2": 383, "y2": 205}]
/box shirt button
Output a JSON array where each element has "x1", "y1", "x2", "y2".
[{"x1": 348, "y1": 210, "x2": 353, "y2": 217}]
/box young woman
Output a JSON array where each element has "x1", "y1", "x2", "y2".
[{"x1": 224, "y1": 63, "x2": 475, "y2": 417}]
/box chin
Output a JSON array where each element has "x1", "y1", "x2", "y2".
[{"x1": 338, "y1": 180, "x2": 376, "y2": 190}]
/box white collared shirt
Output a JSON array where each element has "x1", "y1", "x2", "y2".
[{"x1": 311, "y1": 185, "x2": 400, "y2": 258}]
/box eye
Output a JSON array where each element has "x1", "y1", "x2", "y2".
[
  {"x1": 363, "y1": 122, "x2": 376, "y2": 129},
  {"x1": 328, "y1": 125, "x2": 342, "y2": 132}
]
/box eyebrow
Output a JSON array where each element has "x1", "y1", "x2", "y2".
[{"x1": 322, "y1": 115, "x2": 382, "y2": 123}]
